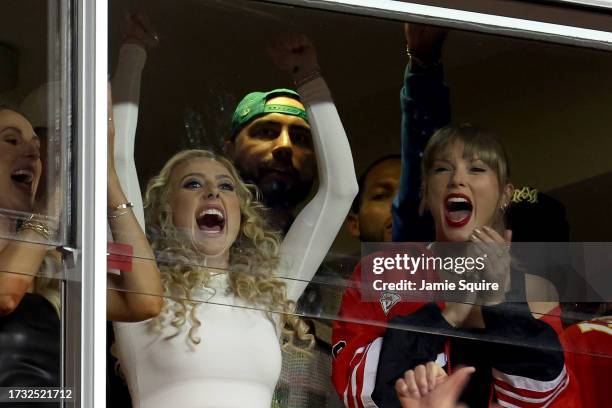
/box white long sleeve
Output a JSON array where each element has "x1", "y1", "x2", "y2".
[
  {"x1": 108, "y1": 46, "x2": 358, "y2": 303},
  {"x1": 111, "y1": 43, "x2": 147, "y2": 229},
  {"x1": 280, "y1": 77, "x2": 358, "y2": 302}
]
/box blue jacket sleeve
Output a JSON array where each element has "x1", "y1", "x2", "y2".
[{"x1": 392, "y1": 64, "x2": 451, "y2": 242}]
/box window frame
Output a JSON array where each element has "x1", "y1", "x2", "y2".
[
  {"x1": 87, "y1": 0, "x2": 612, "y2": 406},
  {"x1": 258, "y1": 0, "x2": 612, "y2": 50}
]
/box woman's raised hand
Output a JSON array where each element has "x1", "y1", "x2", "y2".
[{"x1": 404, "y1": 23, "x2": 447, "y2": 66}]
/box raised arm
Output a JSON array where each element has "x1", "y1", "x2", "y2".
[
  {"x1": 107, "y1": 84, "x2": 163, "y2": 322},
  {"x1": 107, "y1": 13, "x2": 163, "y2": 321},
  {"x1": 110, "y1": 12, "x2": 158, "y2": 229},
  {"x1": 392, "y1": 24, "x2": 449, "y2": 243},
  {"x1": 268, "y1": 35, "x2": 358, "y2": 301},
  {"x1": 0, "y1": 231, "x2": 55, "y2": 316}
]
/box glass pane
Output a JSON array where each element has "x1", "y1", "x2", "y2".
[
  {"x1": 106, "y1": 1, "x2": 612, "y2": 407},
  {"x1": 0, "y1": 1, "x2": 70, "y2": 247},
  {"x1": 0, "y1": 0, "x2": 73, "y2": 406}
]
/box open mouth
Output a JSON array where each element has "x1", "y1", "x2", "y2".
[
  {"x1": 196, "y1": 205, "x2": 226, "y2": 234},
  {"x1": 10, "y1": 168, "x2": 34, "y2": 195},
  {"x1": 444, "y1": 193, "x2": 472, "y2": 228}
]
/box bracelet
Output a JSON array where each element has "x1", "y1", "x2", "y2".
[
  {"x1": 294, "y1": 68, "x2": 322, "y2": 88},
  {"x1": 18, "y1": 215, "x2": 56, "y2": 241},
  {"x1": 108, "y1": 202, "x2": 134, "y2": 219}
]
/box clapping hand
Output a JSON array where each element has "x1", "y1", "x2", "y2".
[{"x1": 395, "y1": 365, "x2": 474, "y2": 408}]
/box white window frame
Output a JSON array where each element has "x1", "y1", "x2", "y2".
[
  {"x1": 260, "y1": 0, "x2": 612, "y2": 49},
  {"x1": 76, "y1": 0, "x2": 107, "y2": 407},
  {"x1": 82, "y1": 0, "x2": 611, "y2": 406}
]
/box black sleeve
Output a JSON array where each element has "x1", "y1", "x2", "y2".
[
  {"x1": 392, "y1": 64, "x2": 450, "y2": 243},
  {"x1": 371, "y1": 303, "x2": 452, "y2": 408},
  {"x1": 481, "y1": 303, "x2": 565, "y2": 381}
]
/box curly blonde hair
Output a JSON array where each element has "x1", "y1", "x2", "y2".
[{"x1": 144, "y1": 149, "x2": 313, "y2": 349}]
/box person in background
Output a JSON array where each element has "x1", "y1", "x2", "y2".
[
  {"x1": 224, "y1": 36, "x2": 322, "y2": 234},
  {"x1": 0, "y1": 106, "x2": 61, "y2": 408},
  {"x1": 0, "y1": 94, "x2": 161, "y2": 408},
  {"x1": 346, "y1": 155, "x2": 401, "y2": 244},
  {"x1": 224, "y1": 35, "x2": 361, "y2": 407},
  {"x1": 561, "y1": 305, "x2": 612, "y2": 407}
]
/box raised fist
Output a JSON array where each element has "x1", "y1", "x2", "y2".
[
  {"x1": 122, "y1": 11, "x2": 159, "y2": 50},
  {"x1": 267, "y1": 34, "x2": 320, "y2": 83},
  {"x1": 404, "y1": 23, "x2": 447, "y2": 65}
]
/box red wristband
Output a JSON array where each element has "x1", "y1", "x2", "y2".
[{"x1": 108, "y1": 242, "x2": 133, "y2": 272}]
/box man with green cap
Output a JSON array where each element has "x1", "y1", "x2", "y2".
[
  {"x1": 225, "y1": 34, "x2": 357, "y2": 408},
  {"x1": 225, "y1": 34, "x2": 325, "y2": 232}
]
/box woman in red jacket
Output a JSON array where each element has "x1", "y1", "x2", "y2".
[{"x1": 332, "y1": 125, "x2": 579, "y2": 408}]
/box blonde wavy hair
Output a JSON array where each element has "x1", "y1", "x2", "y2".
[{"x1": 144, "y1": 149, "x2": 313, "y2": 349}]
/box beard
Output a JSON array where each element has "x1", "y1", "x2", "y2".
[
  {"x1": 258, "y1": 176, "x2": 313, "y2": 209},
  {"x1": 235, "y1": 161, "x2": 314, "y2": 209}
]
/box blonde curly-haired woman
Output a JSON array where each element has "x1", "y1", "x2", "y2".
[{"x1": 110, "y1": 32, "x2": 357, "y2": 407}]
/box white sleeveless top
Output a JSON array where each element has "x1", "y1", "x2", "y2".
[{"x1": 115, "y1": 274, "x2": 282, "y2": 408}]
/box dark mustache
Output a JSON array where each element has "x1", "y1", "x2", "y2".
[{"x1": 258, "y1": 161, "x2": 299, "y2": 177}]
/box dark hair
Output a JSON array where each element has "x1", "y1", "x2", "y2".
[{"x1": 350, "y1": 154, "x2": 401, "y2": 214}]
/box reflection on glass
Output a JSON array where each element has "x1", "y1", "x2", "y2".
[
  {"x1": 0, "y1": 106, "x2": 61, "y2": 393},
  {"x1": 0, "y1": 0, "x2": 71, "y2": 403},
  {"x1": 105, "y1": 0, "x2": 612, "y2": 407}
]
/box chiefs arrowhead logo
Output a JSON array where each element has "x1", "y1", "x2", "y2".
[
  {"x1": 332, "y1": 340, "x2": 346, "y2": 359},
  {"x1": 379, "y1": 292, "x2": 401, "y2": 315}
]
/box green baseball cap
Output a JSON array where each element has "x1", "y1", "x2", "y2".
[{"x1": 230, "y1": 88, "x2": 309, "y2": 140}]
